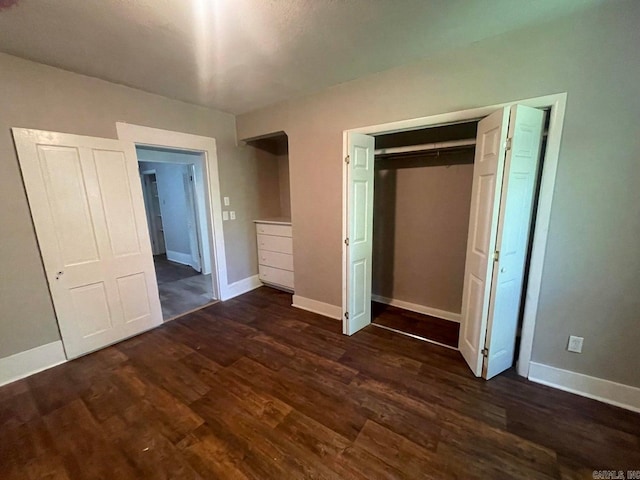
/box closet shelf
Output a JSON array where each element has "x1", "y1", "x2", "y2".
[{"x1": 375, "y1": 138, "x2": 475, "y2": 157}]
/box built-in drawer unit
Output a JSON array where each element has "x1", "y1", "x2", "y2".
[
  {"x1": 255, "y1": 219, "x2": 294, "y2": 291},
  {"x1": 256, "y1": 223, "x2": 292, "y2": 237},
  {"x1": 257, "y1": 234, "x2": 292, "y2": 255}
]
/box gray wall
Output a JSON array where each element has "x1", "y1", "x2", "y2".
[
  {"x1": 372, "y1": 151, "x2": 473, "y2": 314},
  {"x1": 278, "y1": 154, "x2": 292, "y2": 218},
  {"x1": 0, "y1": 52, "x2": 263, "y2": 359},
  {"x1": 138, "y1": 161, "x2": 191, "y2": 256},
  {"x1": 236, "y1": 2, "x2": 640, "y2": 387}
]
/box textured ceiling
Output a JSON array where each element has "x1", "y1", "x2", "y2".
[{"x1": 0, "y1": 0, "x2": 604, "y2": 114}]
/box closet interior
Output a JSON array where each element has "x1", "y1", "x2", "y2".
[
  {"x1": 371, "y1": 110, "x2": 550, "y2": 358},
  {"x1": 371, "y1": 121, "x2": 478, "y2": 348}
]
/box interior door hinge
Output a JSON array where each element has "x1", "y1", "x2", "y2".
[
  {"x1": 505, "y1": 137, "x2": 512, "y2": 151},
  {"x1": 344, "y1": 238, "x2": 349, "y2": 246},
  {"x1": 493, "y1": 250, "x2": 500, "y2": 262},
  {"x1": 344, "y1": 312, "x2": 349, "y2": 320},
  {"x1": 481, "y1": 348, "x2": 489, "y2": 357},
  {"x1": 344, "y1": 155, "x2": 350, "y2": 164}
]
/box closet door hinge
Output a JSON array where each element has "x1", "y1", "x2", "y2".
[
  {"x1": 481, "y1": 348, "x2": 489, "y2": 358},
  {"x1": 344, "y1": 312, "x2": 349, "y2": 320},
  {"x1": 493, "y1": 250, "x2": 500, "y2": 262},
  {"x1": 505, "y1": 137, "x2": 512, "y2": 151},
  {"x1": 344, "y1": 155, "x2": 350, "y2": 164},
  {"x1": 344, "y1": 238, "x2": 350, "y2": 246}
]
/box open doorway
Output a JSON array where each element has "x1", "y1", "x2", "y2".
[
  {"x1": 137, "y1": 146, "x2": 216, "y2": 320},
  {"x1": 342, "y1": 93, "x2": 567, "y2": 380}
]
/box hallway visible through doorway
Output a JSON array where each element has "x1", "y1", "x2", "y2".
[{"x1": 154, "y1": 255, "x2": 215, "y2": 320}]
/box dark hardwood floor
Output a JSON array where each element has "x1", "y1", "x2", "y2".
[
  {"x1": 1, "y1": 287, "x2": 638, "y2": 479},
  {"x1": 372, "y1": 302, "x2": 460, "y2": 348}
]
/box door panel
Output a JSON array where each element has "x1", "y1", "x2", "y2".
[
  {"x1": 94, "y1": 150, "x2": 141, "y2": 258},
  {"x1": 116, "y1": 272, "x2": 152, "y2": 324},
  {"x1": 484, "y1": 105, "x2": 544, "y2": 379},
  {"x1": 459, "y1": 107, "x2": 510, "y2": 376},
  {"x1": 13, "y1": 128, "x2": 163, "y2": 359},
  {"x1": 38, "y1": 145, "x2": 100, "y2": 265},
  {"x1": 345, "y1": 133, "x2": 375, "y2": 335}
]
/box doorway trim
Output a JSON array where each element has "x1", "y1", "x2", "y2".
[
  {"x1": 116, "y1": 123, "x2": 232, "y2": 301},
  {"x1": 342, "y1": 92, "x2": 567, "y2": 378}
]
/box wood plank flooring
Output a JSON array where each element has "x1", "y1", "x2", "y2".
[
  {"x1": 372, "y1": 302, "x2": 460, "y2": 348},
  {"x1": 1, "y1": 287, "x2": 638, "y2": 479}
]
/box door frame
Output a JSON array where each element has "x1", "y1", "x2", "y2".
[
  {"x1": 341, "y1": 92, "x2": 567, "y2": 378},
  {"x1": 117, "y1": 123, "x2": 232, "y2": 301}
]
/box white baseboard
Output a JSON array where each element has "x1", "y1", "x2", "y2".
[
  {"x1": 0, "y1": 341, "x2": 67, "y2": 387},
  {"x1": 292, "y1": 295, "x2": 342, "y2": 320},
  {"x1": 371, "y1": 294, "x2": 461, "y2": 323},
  {"x1": 166, "y1": 250, "x2": 193, "y2": 267},
  {"x1": 222, "y1": 275, "x2": 262, "y2": 301},
  {"x1": 528, "y1": 362, "x2": 640, "y2": 413}
]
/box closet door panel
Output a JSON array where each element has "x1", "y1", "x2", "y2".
[{"x1": 459, "y1": 108, "x2": 510, "y2": 376}]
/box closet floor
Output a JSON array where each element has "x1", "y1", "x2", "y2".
[{"x1": 371, "y1": 302, "x2": 459, "y2": 348}]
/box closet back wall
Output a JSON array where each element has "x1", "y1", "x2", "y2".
[{"x1": 372, "y1": 151, "x2": 473, "y2": 315}]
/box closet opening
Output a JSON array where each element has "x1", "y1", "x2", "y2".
[
  {"x1": 342, "y1": 94, "x2": 566, "y2": 380},
  {"x1": 136, "y1": 146, "x2": 217, "y2": 320},
  {"x1": 370, "y1": 121, "x2": 478, "y2": 349},
  {"x1": 370, "y1": 112, "x2": 550, "y2": 358}
]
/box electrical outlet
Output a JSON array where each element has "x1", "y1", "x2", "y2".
[
  {"x1": 230, "y1": 211, "x2": 236, "y2": 220},
  {"x1": 567, "y1": 335, "x2": 584, "y2": 353},
  {"x1": 223, "y1": 196, "x2": 230, "y2": 206},
  {"x1": 222, "y1": 211, "x2": 229, "y2": 221}
]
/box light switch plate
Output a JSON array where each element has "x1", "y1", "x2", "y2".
[
  {"x1": 223, "y1": 196, "x2": 230, "y2": 206},
  {"x1": 567, "y1": 335, "x2": 584, "y2": 353},
  {"x1": 230, "y1": 211, "x2": 236, "y2": 220},
  {"x1": 222, "y1": 211, "x2": 229, "y2": 221}
]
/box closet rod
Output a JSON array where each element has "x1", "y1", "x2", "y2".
[{"x1": 375, "y1": 138, "x2": 476, "y2": 156}]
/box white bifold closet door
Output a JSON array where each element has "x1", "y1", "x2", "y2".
[
  {"x1": 13, "y1": 128, "x2": 163, "y2": 359},
  {"x1": 459, "y1": 105, "x2": 544, "y2": 378},
  {"x1": 344, "y1": 133, "x2": 375, "y2": 335}
]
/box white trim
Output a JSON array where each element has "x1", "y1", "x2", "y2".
[
  {"x1": 165, "y1": 250, "x2": 193, "y2": 266},
  {"x1": 342, "y1": 92, "x2": 567, "y2": 377},
  {"x1": 116, "y1": 123, "x2": 229, "y2": 300},
  {"x1": 225, "y1": 275, "x2": 262, "y2": 299},
  {"x1": 0, "y1": 341, "x2": 67, "y2": 387},
  {"x1": 516, "y1": 94, "x2": 567, "y2": 378},
  {"x1": 371, "y1": 294, "x2": 461, "y2": 323},
  {"x1": 292, "y1": 295, "x2": 342, "y2": 320},
  {"x1": 528, "y1": 362, "x2": 640, "y2": 413}
]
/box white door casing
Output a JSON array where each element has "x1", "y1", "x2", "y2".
[
  {"x1": 459, "y1": 107, "x2": 511, "y2": 376},
  {"x1": 483, "y1": 105, "x2": 544, "y2": 379},
  {"x1": 13, "y1": 128, "x2": 163, "y2": 359},
  {"x1": 345, "y1": 133, "x2": 375, "y2": 335}
]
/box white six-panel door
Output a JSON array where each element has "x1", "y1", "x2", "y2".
[
  {"x1": 345, "y1": 133, "x2": 375, "y2": 335},
  {"x1": 459, "y1": 107, "x2": 511, "y2": 376},
  {"x1": 483, "y1": 105, "x2": 544, "y2": 379},
  {"x1": 13, "y1": 128, "x2": 163, "y2": 359}
]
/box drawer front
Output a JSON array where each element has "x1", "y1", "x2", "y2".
[
  {"x1": 257, "y1": 234, "x2": 293, "y2": 254},
  {"x1": 258, "y1": 249, "x2": 293, "y2": 271},
  {"x1": 259, "y1": 265, "x2": 294, "y2": 289},
  {"x1": 256, "y1": 223, "x2": 292, "y2": 237}
]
